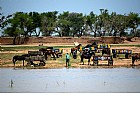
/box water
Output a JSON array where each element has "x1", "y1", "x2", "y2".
[{"x1": 0, "y1": 67, "x2": 140, "y2": 93}]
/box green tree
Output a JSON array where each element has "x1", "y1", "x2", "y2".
[
  {"x1": 0, "y1": 7, "x2": 12, "y2": 35},
  {"x1": 96, "y1": 9, "x2": 110, "y2": 36},
  {"x1": 106, "y1": 12, "x2": 128, "y2": 37},
  {"x1": 86, "y1": 11, "x2": 98, "y2": 37},
  {"x1": 4, "y1": 16, "x2": 22, "y2": 44},
  {"x1": 127, "y1": 12, "x2": 140, "y2": 37},
  {"x1": 136, "y1": 29, "x2": 140, "y2": 37},
  {"x1": 105, "y1": 12, "x2": 117, "y2": 36},
  {"x1": 56, "y1": 12, "x2": 85, "y2": 37},
  {"x1": 3, "y1": 12, "x2": 33, "y2": 44},
  {"x1": 68, "y1": 12, "x2": 85, "y2": 37},
  {"x1": 56, "y1": 11, "x2": 71, "y2": 36},
  {"x1": 2, "y1": 9, "x2": 140, "y2": 38},
  {"x1": 41, "y1": 11, "x2": 58, "y2": 36},
  {"x1": 29, "y1": 12, "x2": 41, "y2": 36}
]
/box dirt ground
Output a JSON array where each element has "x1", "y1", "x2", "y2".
[{"x1": 1, "y1": 38, "x2": 140, "y2": 68}]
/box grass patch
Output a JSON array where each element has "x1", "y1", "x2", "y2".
[
  {"x1": 0, "y1": 45, "x2": 73, "y2": 51},
  {"x1": 0, "y1": 53, "x2": 25, "y2": 66},
  {"x1": 111, "y1": 44, "x2": 140, "y2": 47},
  {"x1": 1, "y1": 44, "x2": 140, "y2": 51},
  {"x1": 1, "y1": 53, "x2": 16, "y2": 60},
  {"x1": 1, "y1": 44, "x2": 140, "y2": 52}
]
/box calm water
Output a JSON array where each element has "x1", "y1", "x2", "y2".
[{"x1": 0, "y1": 67, "x2": 140, "y2": 93}]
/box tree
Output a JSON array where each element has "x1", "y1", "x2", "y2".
[
  {"x1": 68, "y1": 12, "x2": 85, "y2": 37},
  {"x1": 105, "y1": 12, "x2": 117, "y2": 36},
  {"x1": 1, "y1": 9, "x2": 140, "y2": 38},
  {"x1": 136, "y1": 29, "x2": 140, "y2": 37},
  {"x1": 17, "y1": 12, "x2": 33, "y2": 37},
  {"x1": 41, "y1": 11, "x2": 58, "y2": 36},
  {"x1": 0, "y1": 7, "x2": 12, "y2": 35},
  {"x1": 86, "y1": 11, "x2": 98, "y2": 37},
  {"x1": 29, "y1": 12, "x2": 42, "y2": 36},
  {"x1": 56, "y1": 11, "x2": 71, "y2": 36},
  {"x1": 97, "y1": 9, "x2": 110, "y2": 36},
  {"x1": 3, "y1": 12, "x2": 33, "y2": 44},
  {"x1": 4, "y1": 17, "x2": 22, "y2": 44},
  {"x1": 56, "y1": 12, "x2": 85, "y2": 37},
  {"x1": 127, "y1": 12, "x2": 140, "y2": 37}
]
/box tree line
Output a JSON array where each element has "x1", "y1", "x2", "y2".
[{"x1": 1, "y1": 8, "x2": 140, "y2": 39}]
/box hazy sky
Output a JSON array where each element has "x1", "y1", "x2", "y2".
[{"x1": 1, "y1": 0, "x2": 140, "y2": 16}]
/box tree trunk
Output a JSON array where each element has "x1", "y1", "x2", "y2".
[
  {"x1": 18, "y1": 36, "x2": 21, "y2": 44},
  {"x1": 13, "y1": 36, "x2": 17, "y2": 45},
  {"x1": 94, "y1": 31, "x2": 97, "y2": 37}
]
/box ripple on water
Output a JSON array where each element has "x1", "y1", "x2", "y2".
[{"x1": 0, "y1": 67, "x2": 140, "y2": 93}]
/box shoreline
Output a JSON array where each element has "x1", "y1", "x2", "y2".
[{"x1": 0, "y1": 64, "x2": 140, "y2": 69}]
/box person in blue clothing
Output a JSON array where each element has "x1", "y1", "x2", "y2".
[{"x1": 66, "y1": 53, "x2": 70, "y2": 67}]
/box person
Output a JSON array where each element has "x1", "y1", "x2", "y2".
[{"x1": 66, "y1": 53, "x2": 70, "y2": 67}]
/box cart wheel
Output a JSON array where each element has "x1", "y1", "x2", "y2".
[
  {"x1": 93, "y1": 60, "x2": 98, "y2": 66},
  {"x1": 39, "y1": 61, "x2": 45, "y2": 66},
  {"x1": 108, "y1": 60, "x2": 113, "y2": 66}
]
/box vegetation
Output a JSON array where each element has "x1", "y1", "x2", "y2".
[
  {"x1": 1, "y1": 44, "x2": 140, "y2": 52},
  {"x1": 1, "y1": 8, "x2": 140, "y2": 40},
  {"x1": 0, "y1": 45, "x2": 71, "y2": 51}
]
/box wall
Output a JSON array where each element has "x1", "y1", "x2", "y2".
[{"x1": 0, "y1": 36, "x2": 124, "y2": 45}]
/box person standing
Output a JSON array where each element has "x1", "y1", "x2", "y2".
[{"x1": 66, "y1": 53, "x2": 70, "y2": 67}]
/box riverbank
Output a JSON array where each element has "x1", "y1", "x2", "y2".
[{"x1": 0, "y1": 44, "x2": 140, "y2": 68}]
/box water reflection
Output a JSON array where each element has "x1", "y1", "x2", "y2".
[{"x1": 0, "y1": 67, "x2": 140, "y2": 93}]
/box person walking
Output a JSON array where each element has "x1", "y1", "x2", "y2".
[{"x1": 66, "y1": 53, "x2": 70, "y2": 67}]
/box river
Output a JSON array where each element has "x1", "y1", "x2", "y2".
[{"x1": 0, "y1": 67, "x2": 140, "y2": 92}]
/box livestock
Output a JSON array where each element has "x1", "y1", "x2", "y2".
[
  {"x1": 45, "y1": 50, "x2": 56, "y2": 60},
  {"x1": 71, "y1": 44, "x2": 82, "y2": 54},
  {"x1": 83, "y1": 42, "x2": 98, "y2": 52},
  {"x1": 39, "y1": 47, "x2": 56, "y2": 60},
  {"x1": 13, "y1": 51, "x2": 46, "y2": 67},
  {"x1": 80, "y1": 50, "x2": 95, "y2": 65},
  {"x1": 72, "y1": 50, "x2": 77, "y2": 59},
  {"x1": 54, "y1": 49, "x2": 63, "y2": 58},
  {"x1": 132, "y1": 53, "x2": 140, "y2": 66},
  {"x1": 13, "y1": 54, "x2": 29, "y2": 66}
]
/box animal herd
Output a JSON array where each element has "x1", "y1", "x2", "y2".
[
  {"x1": 71, "y1": 42, "x2": 112, "y2": 65},
  {"x1": 12, "y1": 42, "x2": 140, "y2": 67},
  {"x1": 71, "y1": 42, "x2": 140, "y2": 66},
  {"x1": 13, "y1": 47, "x2": 63, "y2": 67}
]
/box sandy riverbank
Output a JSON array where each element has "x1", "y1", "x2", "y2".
[{"x1": 1, "y1": 42, "x2": 140, "y2": 68}]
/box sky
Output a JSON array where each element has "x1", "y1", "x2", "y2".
[{"x1": 1, "y1": 0, "x2": 140, "y2": 16}]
